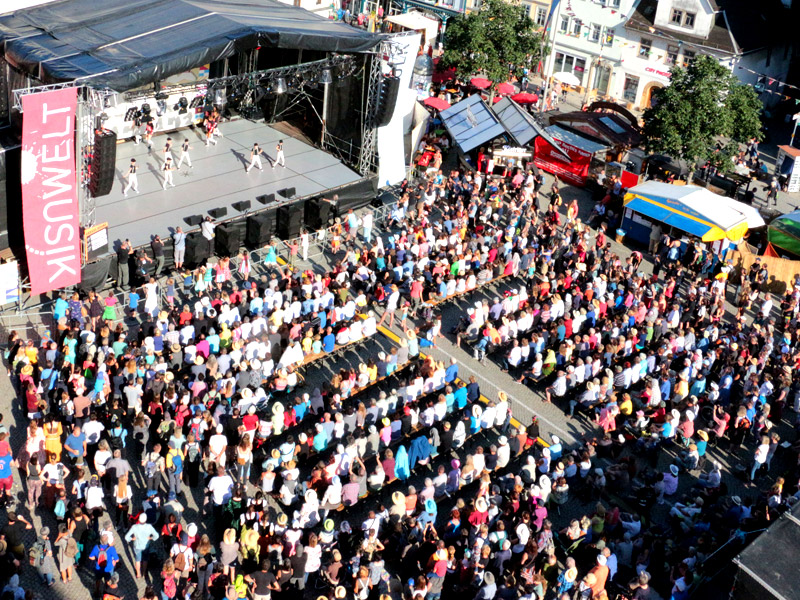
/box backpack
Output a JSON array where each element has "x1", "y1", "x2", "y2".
[
  {"x1": 65, "y1": 537, "x2": 79, "y2": 558},
  {"x1": 96, "y1": 547, "x2": 108, "y2": 569},
  {"x1": 28, "y1": 541, "x2": 44, "y2": 566},
  {"x1": 173, "y1": 547, "x2": 187, "y2": 572},
  {"x1": 163, "y1": 573, "x2": 177, "y2": 598},
  {"x1": 145, "y1": 458, "x2": 158, "y2": 479},
  {"x1": 186, "y1": 443, "x2": 200, "y2": 463},
  {"x1": 54, "y1": 498, "x2": 67, "y2": 520},
  {"x1": 189, "y1": 421, "x2": 203, "y2": 442},
  {"x1": 109, "y1": 430, "x2": 124, "y2": 452}
]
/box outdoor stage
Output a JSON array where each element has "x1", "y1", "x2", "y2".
[{"x1": 98, "y1": 119, "x2": 363, "y2": 248}]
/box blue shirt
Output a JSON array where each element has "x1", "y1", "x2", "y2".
[
  {"x1": 445, "y1": 364, "x2": 459, "y2": 384},
  {"x1": 0, "y1": 454, "x2": 11, "y2": 479},
  {"x1": 65, "y1": 433, "x2": 86, "y2": 457},
  {"x1": 323, "y1": 333, "x2": 336, "y2": 353},
  {"x1": 89, "y1": 544, "x2": 119, "y2": 573},
  {"x1": 54, "y1": 298, "x2": 69, "y2": 321}
]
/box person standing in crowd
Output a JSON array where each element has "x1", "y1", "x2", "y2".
[
  {"x1": 150, "y1": 235, "x2": 165, "y2": 278},
  {"x1": 116, "y1": 240, "x2": 133, "y2": 289},
  {"x1": 172, "y1": 226, "x2": 186, "y2": 272}
]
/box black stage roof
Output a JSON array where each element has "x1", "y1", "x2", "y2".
[{"x1": 0, "y1": 0, "x2": 382, "y2": 91}]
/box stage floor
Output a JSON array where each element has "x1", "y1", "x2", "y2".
[{"x1": 98, "y1": 119, "x2": 362, "y2": 248}]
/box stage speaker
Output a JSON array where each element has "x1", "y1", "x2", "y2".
[
  {"x1": 214, "y1": 223, "x2": 243, "y2": 257},
  {"x1": 257, "y1": 193, "x2": 276, "y2": 205},
  {"x1": 305, "y1": 198, "x2": 333, "y2": 230},
  {"x1": 277, "y1": 203, "x2": 304, "y2": 239},
  {"x1": 246, "y1": 212, "x2": 276, "y2": 248},
  {"x1": 232, "y1": 200, "x2": 251, "y2": 212},
  {"x1": 278, "y1": 187, "x2": 296, "y2": 199},
  {"x1": 184, "y1": 232, "x2": 210, "y2": 267},
  {"x1": 89, "y1": 129, "x2": 117, "y2": 197},
  {"x1": 208, "y1": 207, "x2": 227, "y2": 219},
  {"x1": 184, "y1": 215, "x2": 203, "y2": 226},
  {"x1": 376, "y1": 76, "x2": 400, "y2": 128}
]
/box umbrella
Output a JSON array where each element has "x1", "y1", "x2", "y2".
[
  {"x1": 553, "y1": 71, "x2": 581, "y2": 86},
  {"x1": 470, "y1": 77, "x2": 491, "y2": 89},
  {"x1": 423, "y1": 97, "x2": 451, "y2": 111},
  {"x1": 492, "y1": 96, "x2": 503, "y2": 104},
  {"x1": 496, "y1": 82, "x2": 515, "y2": 95},
  {"x1": 511, "y1": 92, "x2": 539, "y2": 105}
]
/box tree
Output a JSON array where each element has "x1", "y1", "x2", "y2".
[
  {"x1": 440, "y1": 0, "x2": 545, "y2": 86},
  {"x1": 642, "y1": 54, "x2": 763, "y2": 166}
]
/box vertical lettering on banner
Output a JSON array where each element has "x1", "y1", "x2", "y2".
[{"x1": 21, "y1": 88, "x2": 81, "y2": 295}]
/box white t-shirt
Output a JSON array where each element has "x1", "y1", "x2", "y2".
[
  {"x1": 207, "y1": 474, "x2": 234, "y2": 505},
  {"x1": 208, "y1": 433, "x2": 227, "y2": 458}
]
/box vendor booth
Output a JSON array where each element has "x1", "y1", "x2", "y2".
[
  {"x1": 622, "y1": 181, "x2": 764, "y2": 252},
  {"x1": 776, "y1": 145, "x2": 800, "y2": 193},
  {"x1": 533, "y1": 125, "x2": 608, "y2": 187},
  {"x1": 768, "y1": 210, "x2": 800, "y2": 257}
]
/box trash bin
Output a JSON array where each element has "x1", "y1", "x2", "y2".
[{"x1": 615, "y1": 229, "x2": 626, "y2": 243}]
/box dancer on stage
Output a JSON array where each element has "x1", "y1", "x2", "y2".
[
  {"x1": 177, "y1": 138, "x2": 193, "y2": 168},
  {"x1": 273, "y1": 139, "x2": 285, "y2": 168},
  {"x1": 163, "y1": 137, "x2": 174, "y2": 164},
  {"x1": 204, "y1": 111, "x2": 218, "y2": 146},
  {"x1": 123, "y1": 159, "x2": 139, "y2": 196},
  {"x1": 162, "y1": 157, "x2": 175, "y2": 189},
  {"x1": 247, "y1": 143, "x2": 264, "y2": 172}
]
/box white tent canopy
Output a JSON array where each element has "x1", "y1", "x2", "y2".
[{"x1": 385, "y1": 12, "x2": 439, "y2": 48}]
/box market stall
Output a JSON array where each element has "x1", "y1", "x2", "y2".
[
  {"x1": 621, "y1": 181, "x2": 765, "y2": 253},
  {"x1": 533, "y1": 125, "x2": 608, "y2": 187}
]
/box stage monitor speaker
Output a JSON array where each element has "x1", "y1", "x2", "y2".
[
  {"x1": 305, "y1": 198, "x2": 333, "y2": 230},
  {"x1": 246, "y1": 212, "x2": 276, "y2": 248},
  {"x1": 278, "y1": 187, "x2": 296, "y2": 199},
  {"x1": 208, "y1": 207, "x2": 227, "y2": 219},
  {"x1": 89, "y1": 130, "x2": 117, "y2": 197},
  {"x1": 232, "y1": 200, "x2": 251, "y2": 212},
  {"x1": 277, "y1": 203, "x2": 304, "y2": 239},
  {"x1": 214, "y1": 223, "x2": 243, "y2": 257},
  {"x1": 184, "y1": 215, "x2": 203, "y2": 226},
  {"x1": 257, "y1": 193, "x2": 276, "y2": 205},
  {"x1": 184, "y1": 232, "x2": 210, "y2": 267},
  {"x1": 376, "y1": 76, "x2": 401, "y2": 128}
]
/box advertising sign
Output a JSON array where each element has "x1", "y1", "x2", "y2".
[
  {"x1": 21, "y1": 88, "x2": 81, "y2": 295},
  {"x1": 533, "y1": 134, "x2": 593, "y2": 187}
]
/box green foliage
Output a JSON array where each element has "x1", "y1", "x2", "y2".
[
  {"x1": 642, "y1": 54, "x2": 763, "y2": 165},
  {"x1": 440, "y1": 0, "x2": 545, "y2": 84}
]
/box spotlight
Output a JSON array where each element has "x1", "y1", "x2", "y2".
[
  {"x1": 141, "y1": 103, "x2": 151, "y2": 115},
  {"x1": 155, "y1": 91, "x2": 169, "y2": 100},
  {"x1": 124, "y1": 107, "x2": 139, "y2": 121},
  {"x1": 189, "y1": 96, "x2": 205, "y2": 109},
  {"x1": 175, "y1": 96, "x2": 189, "y2": 114},
  {"x1": 213, "y1": 88, "x2": 227, "y2": 106},
  {"x1": 320, "y1": 68, "x2": 333, "y2": 85},
  {"x1": 156, "y1": 99, "x2": 167, "y2": 116},
  {"x1": 274, "y1": 77, "x2": 288, "y2": 95}
]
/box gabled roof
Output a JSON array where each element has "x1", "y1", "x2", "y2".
[{"x1": 625, "y1": 0, "x2": 789, "y2": 56}]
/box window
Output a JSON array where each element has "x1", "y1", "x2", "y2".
[
  {"x1": 589, "y1": 23, "x2": 601, "y2": 43},
  {"x1": 683, "y1": 12, "x2": 695, "y2": 27},
  {"x1": 639, "y1": 38, "x2": 652, "y2": 58},
  {"x1": 535, "y1": 6, "x2": 547, "y2": 26},
  {"x1": 665, "y1": 45, "x2": 679, "y2": 65},
  {"x1": 559, "y1": 15, "x2": 569, "y2": 33},
  {"x1": 554, "y1": 52, "x2": 566, "y2": 73},
  {"x1": 670, "y1": 9, "x2": 683, "y2": 24},
  {"x1": 603, "y1": 29, "x2": 615, "y2": 46},
  {"x1": 608, "y1": 0, "x2": 620, "y2": 6},
  {"x1": 571, "y1": 19, "x2": 582, "y2": 36},
  {"x1": 623, "y1": 75, "x2": 640, "y2": 102},
  {"x1": 682, "y1": 49, "x2": 695, "y2": 66}
]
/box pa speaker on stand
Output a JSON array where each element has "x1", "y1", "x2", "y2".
[
  {"x1": 246, "y1": 211, "x2": 277, "y2": 248},
  {"x1": 277, "y1": 203, "x2": 304, "y2": 240},
  {"x1": 184, "y1": 232, "x2": 210, "y2": 267},
  {"x1": 89, "y1": 130, "x2": 117, "y2": 197}
]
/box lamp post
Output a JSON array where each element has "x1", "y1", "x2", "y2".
[{"x1": 539, "y1": 0, "x2": 562, "y2": 113}]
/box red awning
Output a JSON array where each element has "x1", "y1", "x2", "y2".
[
  {"x1": 470, "y1": 77, "x2": 491, "y2": 89},
  {"x1": 423, "y1": 96, "x2": 451, "y2": 111},
  {"x1": 511, "y1": 92, "x2": 538, "y2": 104}
]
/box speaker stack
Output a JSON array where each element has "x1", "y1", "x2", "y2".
[
  {"x1": 277, "y1": 203, "x2": 304, "y2": 240},
  {"x1": 304, "y1": 197, "x2": 333, "y2": 231},
  {"x1": 215, "y1": 222, "x2": 243, "y2": 257},
  {"x1": 246, "y1": 210, "x2": 277, "y2": 248},
  {"x1": 184, "y1": 232, "x2": 211, "y2": 267},
  {"x1": 89, "y1": 129, "x2": 117, "y2": 197}
]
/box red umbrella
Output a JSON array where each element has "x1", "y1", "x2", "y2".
[
  {"x1": 423, "y1": 97, "x2": 451, "y2": 111},
  {"x1": 492, "y1": 96, "x2": 503, "y2": 104},
  {"x1": 511, "y1": 92, "x2": 539, "y2": 104},
  {"x1": 470, "y1": 77, "x2": 491, "y2": 89},
  {"x1": 496, "y1": 82, "x2": 515, "y2": 95}
]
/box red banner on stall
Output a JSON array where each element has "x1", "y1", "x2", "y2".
[
  {"x1": 21, "y1": 88, "x2": 81, "y2": 295},
  {"x1": 533, "y1": 135, "x2": 593, "y2": 187}
]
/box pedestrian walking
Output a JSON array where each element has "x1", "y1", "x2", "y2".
[
  {"x1": 162, "y1": 157, "x2": 175, "y2": 189},
  {"x1": 273, "y1": 139, "x2": 285, "y2": 168},
  {"x1": 53, "y1": 523, "x2": 77, "y2": 583},
  {"x1": 123, "y1": 158, "x2": 139, "y2": 196},
  {"x1": 247, "y1": 143, "x2": 264, "y2": 172},
  {"x1": 30, "y1": 527, "x2": 56, "y2": 587},
  {"x1": 177, "y1": 138, "x2": 192, "y2": 168}
]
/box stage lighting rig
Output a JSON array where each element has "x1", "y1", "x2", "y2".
[{"x1": 173, "y1": 96, "x2": 189, "y2": 114}]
